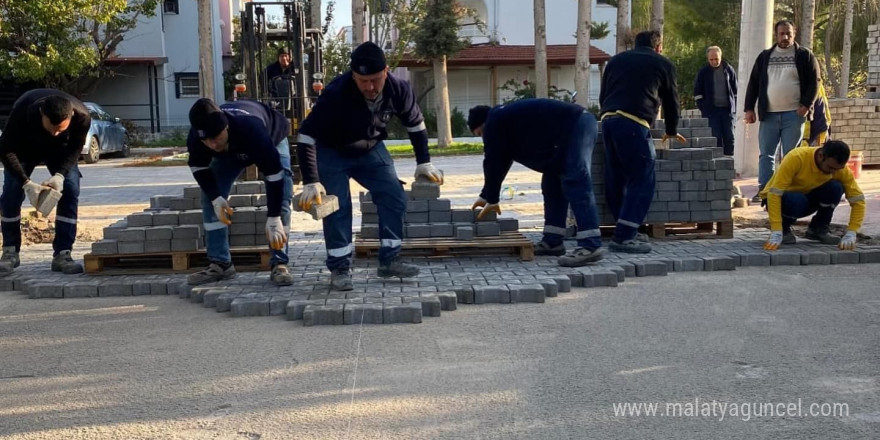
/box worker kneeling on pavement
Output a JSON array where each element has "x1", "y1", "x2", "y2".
[
  {"x1": 186, "y1": 98, "x2": 293, "y2": 286},
  {"x1": 0, "y1": 89, "x2": 90, "y2": 276},
  {"x1": 761, "y1": 140, "x2": 865, "y2": 251},
  {"x1": 295, "y1": 41, "x2": 443, "y2": 291},
  {"x1": 467, "y1": 99, "x2": 605, "y2": 267}
]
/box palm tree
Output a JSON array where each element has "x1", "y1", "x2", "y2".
[
  {"x1": 534, "y1": 0, "x2": 548, "y2": 98},
  {"x1": 651, "y1": 0, "x2": 663, "y2": 33},
  {"x1": 616, "y1": 0, "x2": 631, "y2": 53},
  {"x1": 801, "y1": 0, "x2": 815, "y2": 50},
  {"x1": 352, "y1": 0, "x2": 365, "y2": 45},
  {"x1": 574, "y1": 0, "x2": 592, "y2": 108},
  {"x1": 839, "y1": 0, "x2": 854, "y2": 97}
]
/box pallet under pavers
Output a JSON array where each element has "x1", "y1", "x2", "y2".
[
  {"x1": 3, "y1": 230, "x2": 880, "y2": 326},
  {"x1": 354, "y1": 231, "x2": 535, "y2": 261},
  {"x1": 83, "y1": 247, "x2": 272, "y2": 275}
]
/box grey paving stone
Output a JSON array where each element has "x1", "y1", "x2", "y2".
[
  {"x1": 430, "y1": 223, "x2": 454, "y2": 237},
  {"x1": 737, "y1": 252, "x2": 771, "y2": 267},
  {"x1": 498, "y1": 218, "x2": 519, "y2": 232},
  {"x1": 286, "y1": 299, "x2": 326, "y2": 321},
  {"x1": 453, "y1": 286, "x2": 474, "y2": 304},
  {"x1": 451, "y1": 209, "x2": 475, "y2": 223},
  {"x1": 360, "y1": 224, "x2": 379, "y2": 239},
  {"x1": 473, "y1": 285, "x2": 510, "y2": 304},
  {"x1": 635, "y1": 261, "x2": 668, "y2": 277},
  {"x1": 173, "y1": 239, "x2": 201, "y2": 251},
  {"x1": 429, "y1": 199, "x2": 451, "y2": 211},
  {"x1": 116, "y1": 241, "x2": 144, "y2": 254},
  {"x1": 770, "y1": 252, "x2": 802, "y2": 266},
  {"x1": 91, "y1": 239, "x2": 118, "y2": 255},
  {"x1": 383, "y1": 302, "x2": 423, "y2": 324},
  {"x1": 411, "y1": 182, "x2": 440, "y2": 200},
  {"x1": 403, "y1": 295, "x2": 442, "y2": 317},
  {"x1": 326, "y1": 298, "x2": 364, "y2": 305},
  {"x1": 829, "y1": 251, "x2": 861, "y2": 265},
  {"x1": 303, "y1": 304, "x2": 344, "y2": 325},
  {"x1": 435, "y1": 292, "x2": 458, "y2": 310},
  {"x1": 801, "y1": 251, "x2": 831, "y2": 265},
  {"x1": 63, "y1": 281, "x2": 100, "y2": 298},
  {"x1": 29, "y1": 283, "x2": 63, "y2": 299},
  {"x1": 343, "y1": 303, "x2": 384, "y2": 324},
  {"x1": 537, "y1": 279, "x2": 559, "y2": 297},
  {"x1": 407, "y1": 200, "x2": 429, "y2": 212},
  {"x1": 406, "y1": 224, "x2": 431, "y2": 238},
  {"x1": 216, "y1": 292, "x2": 240, "y2": 313},
  {"x1": 144, "y1": 240, "x2": 171, "y2": 253},
  {"x1": 857, "y1": 249, "x2": 880, "y2": 264},
  {"x1": 118, "y1": 227, "x2": 147, "y2": 241},
  {"x1": 455, "y1": 226, "x2": 474, "y2": 241},
  {"x1": 152, "y1": 212, "x2": 179, "y2": 226},
  {"x1": 476, "y1": 222, "x2": 501, "y2": 237},
  {"x1": 549, "y1": 275, "x2": 571, "y2": 292},
  {"x1": 362, "y1": 213, "x2": 379, "y2": 224},
  {"x1": 149, "y1": 281, "x2": 168, "y2": 295},
  {"x1": 99, "y1": 282, "x2": 132, "y2": 297},
  {"x1": 183, "y1": 186, "x2": 202, "y2": 199},
  {"x1": 475, "y1": 210, "x2": 498, "y2": 222},
  {"x1": 508, "y1": 284, "x2": 546, "y2": 303},
  {"x1": 269, "y1": 296, "x2": 294, "y2": 315},
  {"x1": 230, "y1": 208, "x2": 256, "y2": 223},
  {"x1": 230, "y1": 223, "x2": 256, "y2": 235},
  {"x1": 127, "y1": 213, "x2": 153, "y2": 227},
  {"x1": 702, "y1": 256, "x2": 736, "y2": 271},
  {"x1": 607, "y1": 266, "x2": 626, "y2": 282},
  {"x1": 231, "y1": 297, "x2": 271, "y2": 317},
  {"x1": 405, "y1": 212, "x2": 429, "y2": 223},
  {"x1": 429, "y1": 211, "x2": 452, "y2": 223},
  {"x1": 364, "y1": 297, "x2": 402, "y2": 304},
  {"x1": 592, "y1": 271, "x2": 619, "y2": 287},
  {"x1": 130, "y1": 281, "x2": 152, "y2": 296},
  {"x1": 203, "y1": 289, "x2": 227, "y2": 308},
  {"x1": 145, "y1": 226, "x2": 174, "y2": 241},
  {"x1": 188, "y1": 286, "x2": 212, "y2": 303},
  {"x1": 173, "y1": 225, "x2": 201, "y2": 239},
  {"x1": 566, "y1": 272, "x2": 584, "y2": 287}
]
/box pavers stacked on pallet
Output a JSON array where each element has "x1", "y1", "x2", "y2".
[
  {"x1": 591, "y1": 117, "x2": 733, "y2": 226},
  {"x1": 89, "y1": 181, "x2": 270, "y2": 255},
  {"x1": 358, "y1": 181, "x2": 520, "y2": 240}
]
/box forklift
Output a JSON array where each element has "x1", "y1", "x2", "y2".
[{"x1": 236, "y1": 1, "x2": 325, "y2": 183}]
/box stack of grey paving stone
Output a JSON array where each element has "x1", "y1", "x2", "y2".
[
  {"x1": 358, "y1": 181, "x2": 520, "y2": 241},
  {"x1": 89, "y1": 181, "x2": 270, "y2": 255},
  {"x1": 591, "y1": 117, "x2": 733, "y2": 226}
]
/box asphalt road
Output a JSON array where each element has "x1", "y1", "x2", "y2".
[{"x1": 0, "y1": 265, "x2": 877, "y2": 439}]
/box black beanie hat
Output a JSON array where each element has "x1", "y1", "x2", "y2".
[
  {"x1": 350, "y1": 41, "x2": 387, "y2": 75},
  {"x1": 189, "y1": 98, "x2": 228, "y2": 140},
  {"x1": 467, "y1": 105, "x2": 492, "y2": 132}
]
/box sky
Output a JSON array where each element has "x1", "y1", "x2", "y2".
[{"x1": 321, "y1": 0, "x2": 353, "y2": 31}]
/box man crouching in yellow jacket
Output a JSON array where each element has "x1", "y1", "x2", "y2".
[{"x1": 760, "y1": 140, "x2": 865, "y2": 250}]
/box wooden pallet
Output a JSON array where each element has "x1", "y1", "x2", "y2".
[
  {"x1": 646, "y1": 220, "x2": 733, "y2": 239},
  {"x1": 355, "y1": 231, "x2": 535, "y2": 261},
  {"x1": 84, "y1": 247, "x2": 271, "y2": 275}
]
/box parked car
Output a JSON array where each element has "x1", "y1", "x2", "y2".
[{"x1": 81, "y1": 102, "x2": 129, "y2": 164}]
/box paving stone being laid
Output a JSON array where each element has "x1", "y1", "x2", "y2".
[{"x1": 304, "y1": 304, "x2": 345, "y2": 326}]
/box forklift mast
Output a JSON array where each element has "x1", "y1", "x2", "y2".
[{"x1": 238, "y1": 1, "x2": 324, "y2": 183}]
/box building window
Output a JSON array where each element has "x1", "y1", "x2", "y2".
[
  {"x1": 175, "y1": 73, "x2": 200, "y2": 98},
  {"x1": 163, "y1": 0, "x2": 179, "y2": 14}
]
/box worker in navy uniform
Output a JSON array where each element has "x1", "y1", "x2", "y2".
[
  {"x1": 0, "y1": 89, "x2": 90, "y2": 276},
  {"x1": 467, "y1": 99, "x2": 605, "y2": 267},
  {"x1": 186, "y1": 98, "x2": 293, "y2": 286},
  {"x1": 295, "y1": 41, "x2": 443, "y2": 291}
]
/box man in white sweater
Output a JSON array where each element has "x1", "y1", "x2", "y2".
[{"x1": 743, "y1": 20, "x2": 821, "y2": 203}]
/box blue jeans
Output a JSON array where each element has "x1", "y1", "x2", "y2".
[
  {"x1": 1, "y1": 162, "x2": 81, "y2": 255},
  {"x1": 201, "y1": 139, "x2": 292, "y2": 267},
  {"x1": 317, "y1": 142, "x2": 406, "y2": 269},
  {"x1": 707, "y1": 106, "x2": 734, "y2": 156},
  {"x1": 541, "y1": 112, "x2": 602, "y2": 251},
  {"x1": 602, "y1": 116, "x2": 656, "y2": 243},
  {"x1": 758, "y1": 110, "x2": 805, "y2": 188},
  {"x1": 781, "y1": 180, "x2": 843, "y2": 232}
]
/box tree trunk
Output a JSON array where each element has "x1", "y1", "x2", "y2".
[
  {"x1": 574, "y1": 0, "x2": 591, "y2": 109},
  {"x1": 825, "y1": 6, "x2": 839, "y2": 94},
  {"x1": 651, "y1": 0, "x2": 663, "y2": 33},
  {"x1": 309, "y1": 0, "x2": 322, "y2": 30},
  {"x1": 839, "y1": 0, "x2": 854, "y2": 98},
  {"x1": 197, "y1": 0, "x2": 216, "y2": 99},
  {"x1": 352, "y1": 0, "x2": 365, "y2": 46},
  {"x1": 616, "y1": 0, "x2": 631, "y2": 53},
  {"x1": 433, "y1": 56, "x2": 453, "y2": 147},
  {"x1": 800, "y1": 0, "x2": 815, "y2": 50},
  {"x1": 534, "y1": 0, "x2": 548, "y2": 98}
]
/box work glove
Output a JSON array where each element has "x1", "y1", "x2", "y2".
[
  {"x1": 298, "y1": 183, "x2": 326, "y2": 211},
  {"x1": 415, "y1": 162, "x2": 444, "y2": 184},
  {"x1": 23, "y1": 180, "x2": 47, "y2": 209},
  {"x1": 471, "y1": 197, "x2": 501, "y2": 220},
  {"x1": 839, "y1": 231, "x2": 857, "y2": 250},
  {"x1": 265, "y1": 216, "x2": 287, "y2": 251},
  {"x1": 661, "y1": 133, "x2": 688, "y2": 145},
  {"x1": 41, "y1": 173, "x2": 64, "y2": 192},
  {"x1": 763, "y1": 230, "x2": 783, "y2": 251},
  {"x1": 211, "y1": 196, "x2": 233, "y2": 225}
]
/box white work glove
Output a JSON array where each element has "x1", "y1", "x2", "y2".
[
  {"x1": 763, "y1": 230, "x2": 783, "y2": 251},
  {"x1": 211, "y1": 196, "x2": 233, "y2": 225},
  {"x1": 41, "y1": 173, "x2": 64, "y2": 192},
  {"x1": 471, "y1": 196, "x2": 501, "y2": 220},
  {"x1": 298, "y1": 183, "x2": 326, "y2": 211},
  {"x1": 415, "y1": 162, "x2": 444, "y2": 184},
  {"x1": 23, "y1": 180, "x2": 47, "y2": 209},
  {"x1": 839, "y1": 231, "x2": 857, "y2": 250},
  {"x1": 265, "y1": 216, "x2": 287, "y2": 251}
]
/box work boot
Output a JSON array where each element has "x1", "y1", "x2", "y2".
[
  {"x1": 51, "y1": 250, "x2": 83, "y2": 274},
  {"x1": 804, "y1": 227, "x2": 840, "y2": 245},
  {"x1": 609, "y1": 239, "x2": 652, "y2": 254},
  {"x1": 330, "y1": 268, "x2": 353, "y2": 291},
  {"x1": 0, "y1": 246, "x2": 20, "y2": 276},
  {"x1": 534, "y1": 241, "x2": 566, "y2": 256},
  {"x1": 750, "y1": 194, "x2": 763, "y2": 205},
  {"x1": 634, "y1": 232, "x2": 650, "y2": 243},
  {"x1": 557, "y1": 247, "x2": 605, "y2": 267},
  {"x1": 782, "y1": 228, "x2": 797, "y2": 245},
  {"x1": 187, "y1": 262, "x2": 236, "y2": 285},
  {"x1": 271, "y1": 264, "x2": 293, "y2": 286},
  {"x1": 377, "y1": 257, "x2": 420, "y2": 279}
]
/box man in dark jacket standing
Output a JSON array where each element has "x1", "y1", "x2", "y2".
[
  {"x1": 0, "y1": 89, "x2": 90, "y2": 275},
  {"x1": 467, "y1": 99, "x2": 604, "y2": 267},
  {"x1": 744, "y1": 20, "x2": 820, "y2": 203},
  {"x1": 694, "y1": 45, "x2": 737, "y2": 156},
  {"x1": 599, "y1": 30, "x2": 686, "y2": 254}
]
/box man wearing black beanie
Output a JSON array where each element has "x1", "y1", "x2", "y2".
[
  {"x1": 186, "y1": 98, "x2": 294, "y2": 286},
  {"x1": 294, "y1": 41, "x2": 442, "y2": 291}
]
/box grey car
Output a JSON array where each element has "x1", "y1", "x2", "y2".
[{"x1": 81, "y1": 102, "x2": 129, "y2": 164}]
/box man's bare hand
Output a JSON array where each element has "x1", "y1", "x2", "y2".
[
  {"x1": 744, "y1": 110, "x2": 756, "y2": 124},
  {"x1": 796, "y1": 105, "x2": 809, "y2": 117}
]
